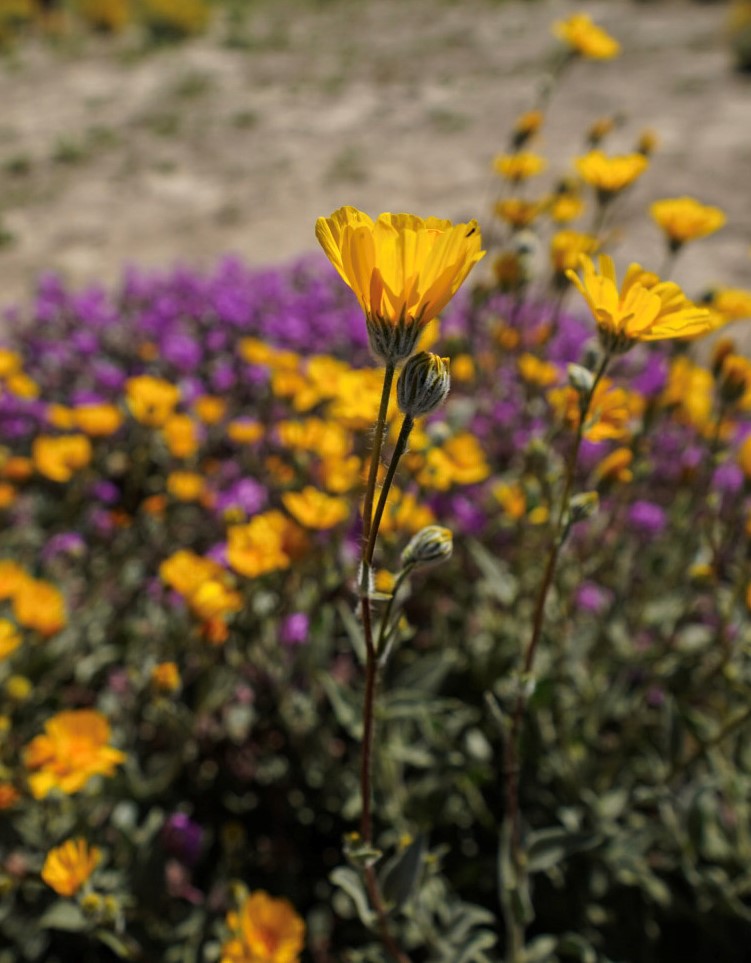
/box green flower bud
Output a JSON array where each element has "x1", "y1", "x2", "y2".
[
  {"x1": 401, "y1": 525, "x2": 453, "y2": 569},
  {"x1": 397, "y1": 352, "x2": 451, "y2": 418},
  {"x1": 567, "y1": 362, "x2": 595, "y2": 395},
  {"x1": 568, "y1": 490, "x2": 599, "y2": 525}
]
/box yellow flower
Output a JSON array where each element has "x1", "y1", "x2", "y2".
[
  {"x1": 194, "y1": 395, "x2": 227, "y2": 425},
  {"x1": 511, "y1": 110, "x2": 544, "y2": 147},
  {"x1": 189, "y1": 580, "x2": 243, "y2": 622},
  {"x1": 73, "y1": 403, "x2": 124, "y2": 437},
  {"x1": 33, "y1": 435, "x2": 92, "y2": 483},
  {"x1": 13, "y1": 579, "x2": 66, "y2": 637},
  {"x1": 707, "y1": 287, "x2": 751, "y2": 325},
  {"x1": 315, "y1": 207, "x2": 484, "y2": 363},
  {"x1": 0, "y1": 349, "x2": 22, "y2": 378},
  {"x1": 41, "y1": 839, "x2": 101, "y2": 897},
  {"x1": 0, "y1": 561, "x2": 27, "y2": 601},
  {"x1": 125, "y1": 375, "x2": 180, "y2": 427},
  {"x1": 162, "y1": 414, "x2": 200, "y2": 459},
  {"x1": 47, "y1": 404, "x2": 76, "y2": 430},
  {"x1": 227, "y1": 419, "x2": 264, "y2": 445},
  {"x1": 593, "y1": 447, "x2": 634, "y2": 485},
  {"x1": 575, "y1": 151, "x2": 648, "y2": 196},
  {"x1": 0, "y1": 482, "x2": 16, "y2": 509},
  {"x1": 0, "y1": 783, "x2": 20, "y2": 810},
  {"x1": 151, "y1": 662, "x2": 181, "y2": 693},
  {"x1": 737, "y1": 436, "x2": 751, "y2": 480},
  {"x1": 495, "y1": 198, "x2": 546, "y2": 228},
  {"x1": 661, "y1": 356, "x2": 714, "y2": 431},
  {"x1": 1, "y1": 456, "x2": 33, "y2": 482},
  {"x1": 282, "y1": 488, "x2": 350, "y2": 529},
  {"x1": 221, "y1": 891, "x2": 305, "y2": 963},
  {"x1": 553, "y1": 13, "x2": 620, "y2": 59},
  {"x1": 227, "y1": 511, "x2": 306, "y2": 579},
  {"x1": 0, "y1": 619, "x2": 21, "y2": 659},
  {"x1": 24, "y1": 709, "x2": 125, "y2": 799},
  {"x1": 6, "y1": 372, "x2": 39, "y2": 399},
  {"x1": 550, "y1": 190, "x2": 584, "y2": 224},
  {"x1": 650, "y1": 197, "x2": 726, "y2": 248},
  {"x1": 493, "y1": 482, "x2": 527, "y2": 520},
  {"x1": 549, "y1": 378, "x2": 644, "y2": 442},
  {"x1": 416, "y1": 434, "x2": 490, "y2": 490},
  {"x1": 550, "y1": 230, "x2": 598, "y2": 276},
  {"x1": 493, "y1": 152, "x2": 547, "y2": 181},
  {"x1": 517, "y1": 353, "x2": 560, "y2": 387},
  {"x1": 167, "y1": 471, "x2": 205, "y2": 501},
  {"x1": 567, "y1": 255, "x2": 713, "y2": 351},
  {"x1": 6, "y1": 674, "x2": 32, "y2": 702}
]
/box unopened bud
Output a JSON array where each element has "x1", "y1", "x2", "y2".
[
  {"x1": 401, "y1": 525, "x2": 453, "y2": 569},
  {"x1": 568, "y1": 491, "x2": 599, "y2": 525},
  {"x1": 397, "y1": 352, "x2": 451, "y2": 418},
  {"x1": 718, "y1": 354, "x2": 751, "y2": 405},
  {"x1": 567, "y1": 363, "x2": 595, "y2": 395}
]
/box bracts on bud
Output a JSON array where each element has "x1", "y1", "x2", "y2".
[{"x1": 397, "y1": 352, "x2": 451, "y2": 418}]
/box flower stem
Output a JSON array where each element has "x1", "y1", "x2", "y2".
[
  {"x1": 500, "y1": 350, "x2": 610, "y2": 961},
  {"x1": 365, "y1": 415, "x2": 414, "y2": 568}
]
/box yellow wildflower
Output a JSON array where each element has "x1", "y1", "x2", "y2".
[
  {"x1": 550, "y1": 190, "x2": 585, "y2": 223},
  {"x1": 518, "y1": 353, "x2": 560, "y2": 387},
  {"x1": 151, "y1": 662, "x2": 181, "y2": 693},
  {"x1": 33, "y1": 435, "x2": 92, "y2": 483},
  {"x1": 13, "y1": 579, "x2": 66, "y2": 637},
  {"x1": 737, "y1": 436, "x2": 751, "y2": 480},
  {"x1": 73, "y1": 403, "x2": 124, "y2": 437},
  {"x1": 227, "y1": 511, "x2": 306, "y2": 579},
  {"x1": 1, "y1": 456, "x2": 33, "y2": 482},
  {"x1": 160, "y1": 550, "x2": 225, "y2": 598},
  {"x1": 493, "y1": 152, "x2": 547, "y2": 181},
  {"x1": 282, "y1": 488, "x2": 350, "y2": 529},
  {"x1": 189, "y1": 581, "x2": 243, "y2": 623},
  {"x1": 650, "y1": 197, "x2": 726, "y2": 249},
  {"x1": 315, "y1": 207, "x2": 484, "y2": 363},
  {"x1": 0, "y1": 349, "x2": 22, "y2": 378},
  {"x1": 575, "y1": 151, "x2": 648, "y2": 197},
  {"x1": 41, "y1": 839, "x2": 101, "y2": 898},
  {"x1": 221, "y1": 891, "x2": 305, "y2": 963},
  {"x1": 227, "y1": 419, "x2": 264, "y2": 445},
  {"x1": 0, "y1": 620, "x2": 21, "y2": 659},
  {"x1": 0, "y1": 560, "x2": 28, "y2": 600},
  {"x1": 511, "y1": 109, "x2": 544, "y2": 148},
  {"x1": 24, "y1": 710, "x2": 125, "y2": 799},
  {"x1": 495, "y1": 198, "x2": 546, "y2": 229},
  {"x1": 0, "y1": 482, "x2": 15, "y2": 509},
  {"x1": 6, "y1": 675, "x2": 32, "y2": 702},
  {"x1": 47, "y1": 404, "x2": 76, "y2": 430},
  {"x1": 637, "y1": 129, "x2": 659, "y2": 156},
  {"x1": 553, "y1": 13, "x2": 620, "y2": 59},
  {"x1": 549, "y1": 378, "x2": 644, "y2": 442},
  {"x1": 593, "y1": 447, "x2": 634, "y2": 485},
  {"x1": 661, "y1": 356, "x2": 714, "y2": 431},
  {"x1": 706, "y1": 287, "x2": 751, "y2": 326},
  {"x1": 125, "y1": 375, "x2": 180, "y2": 427},
  {"x1": 6, "y1": 372, "x2": 39, "y2": 399},
  {"x1": 493, "y1": 482, "x2": 527, "y2": 520},
  {"x1": 319, "y1": 454, "x2": 362, "y2": 494},
  {"x1": 0, "y1": 783, "x2": 20, "y2": 809},
  {"x1": 375, "y1": 488, "x2": 435, "y2": 537},
  {"x1": 162, "y1": 414, "x2": 200, "y2": 458},
  {"x1": 550, "y1": 229, "x2": 598, "y2": 276},
  {"x1": 194, "y1": 395, "x2": 227, "y2": 424},
  {"x1": 166, "y1": 471, "x2": 205, "y2": 501},
  {"x1": 567, "y1": 255, "x2": 713, "y2": 351},
  {"x1": 417, "y1": 434, "x2": 490, "y2": 490}
]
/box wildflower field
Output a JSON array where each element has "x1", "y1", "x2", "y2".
[{"x1": 1, "y1": 2, "x2": 751, "y2": 962}]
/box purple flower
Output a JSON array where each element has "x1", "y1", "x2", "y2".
[
  {"x1": 280, "y1": 612, "x2": 310, "y2": 646},
  {"x1": 162, "y1": 813, "x2": 204, "y2": 867},
  {"x1": 628, "y1": 500, "x2": 667, "y2": 537},
  {"x1": 712, "y1": 462, "x2": 743, "y2": 496},
  {"x1": 575, "y1": 581, "x2": 613, "y2": 615},
  {"x1": 214, "y1": 479, "x2": 267, "y2": 519},
  {"x1": 42, "y1": 532, "x2": 86, "y2": 562}
]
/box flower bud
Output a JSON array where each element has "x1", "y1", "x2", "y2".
[
  {"x1": 397, "y1": 352, "x2": 451, "y2": 418},
  {"x1": 568, "y1": 491, "x2": 599, "y2": 525},
  {"x1": 401, "y1": 525, "x2": 453, "y2": 569},
  {"x1": 567, "y1": 363, "x2": 595, "y2": 396}
]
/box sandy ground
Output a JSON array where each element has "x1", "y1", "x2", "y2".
[{"x1": 0, "y1": 0, "x2": 749, "y2": 312}]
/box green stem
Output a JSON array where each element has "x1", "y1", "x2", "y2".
[
  {"x1": 365, "y1": 416, "x2": 414, "y2": 568},
  {"x1": 500, "y1": 350, "x2": 610, "y2": 961},
  {"x1": 361, "y1": 363, "x2": 396, "y2": 565}
]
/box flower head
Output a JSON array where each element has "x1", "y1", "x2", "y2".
[
  {"x1": 575, "y1": 151, "x2": 648, "y2": 198},
  {"x1": 650, "y1": 196, "x2": 726, "y2": 249},
  {"x1": 567, "y1": 255, "x2": 714, "y2": 351},
  {"x1": 42, "y1": 839, "x2": 101, "y2": 897},
  {"x1": 23, "y1": 709, "x2": 125, "y2": 799},
  {"x1": 315, "y1": 207, "x2": 484, "y2": 363},
  {"x1": 553, "y1": 13, "x2": 620, "y2": 59},
  {"x1": 221, "y1": 891, "x2": 305, "y2": 963}
]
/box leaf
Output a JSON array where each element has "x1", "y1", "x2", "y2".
[
  {"x1": 557, "y1": 932, "x2": 597, "y2": 962},
  {"x1": 526, "y1": 827, "x2": 601, "y2": 875},
  {"x1": 454, "y1": 930, "x2": 497, "y2": 963},
  {"x1": 318, "y1": 673, "x2": 360, "y2": 738},
  {"x1": 336, "y1": 600, "x2": 366, "y2": 665},
  {"x1": 467, "y1": 540, "x2": 518, "y2": 605},
  {"x1": 380, "y1": 835, "x2": 426, "y2": 911},
  {"x1": 525, "y1": 935, "x2": 558, "y2": 962},
  {"x1": 329, "y1": 867, "x2": 375, "y2": 928},
  {"x1": 39, "y1": 901, "x2": 88, "y2": 932},
  {"x1": 94, "y1": 929, "x2": 141, "y2": 960}
]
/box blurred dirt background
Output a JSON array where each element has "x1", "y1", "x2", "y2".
[{"x1": 0, "y1": 0, "x2": 749, "y2": 310}]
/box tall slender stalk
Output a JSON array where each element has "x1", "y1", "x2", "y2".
[{"x1": 501, "y1": 350, "x2": 610, "y2": 961}]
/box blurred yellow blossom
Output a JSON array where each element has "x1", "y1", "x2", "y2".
[
  {"x1": 549, "y1": 378, "x2": 644, "y2": 442},
  {"x1": 13, "y1": 578, "x2": 66, "y2": 636},
  {"x1": 227, "y1": 419, "x2": 264, "y2": 446},
  {"x1": 550, "y1": 229, "x2": 598, "y2": 276},
  {"x1": 73, "y1": 403, "x2": 124, "y2": 437},
  {"x1": 661, "y1": 356, "x2": 714, "y2": 431},
  {"x1": 282, "y1": 487, "x2": 350, "y2": 529},
  {"x1": 194, "y1": 395, "x2": 227, "y2": 425},
  {"x1": 416, "y1": 434, "x2": 491, "y2": 490},
  {"x1": 553, "y1": 13, "x2": 620, "y2": 59},
  {"x1": 33, "y1": 435, "x2": 92, "y2": 483},
  {"x1": 126, "y1": 376, "x2": 180, "y2": 427},
  {"x1": 518, "y1": 353, "x2": 560, "y2": 387},
  {"x1": 493, "y1": 152, "x2": 547, "y2": 181},
  {"x1": 167, "y1": 471, "x2": 205, "y2": 501},
  {"x1": 0, "y1": 620, "x2": 21, "y2": 659},
  {"x1": 593, "y1": 447, "x2": 634, "y2": 485},
  {"x1": 221, "y1": 890, "x2": 305, "y2": 963},
  {"x1": 42, "y1": 838, "x2": 101, "y2": 897},
  {"x1": 151, "y1": 662, "x2": 181, "y2": 693},
  {"x1": 575, "y1": 151, "x2": 648, "y2": 197},
  {"x1": 650, "y1": 197, "x2": 726, "y2": 248},
  {"x1": 228, "y1": 511, "x2": 306, "y2": 579},
  {"x1": 162, "y1": 414, "x2": 199, "y2": 458},
  {"x1": 24, "y1": 709, "x2": 125, "y2": 799}
]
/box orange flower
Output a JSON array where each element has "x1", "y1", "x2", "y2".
[
  {"x1": 151, "y1": 662, "x2": 181, "y2": 693},
  {"x1": 221, "y1": 891, "x2": 305, "y2": 963},
  {"x1": 41, "y1": 838, "x2": 101, "y2": 897},
  {"x1": 24, "y1": 709, "x2": 125, "y2": 799},
  {"x1": 0, "y1": 783, "x2": 20, "y2": 809},
  {"x1": 126, "y1": 375, "x2": 180, "y2": 427},
  {"x1": 33, "y1": 435, "x2": 92, "y2": 483},
  {"x1": 73, "y1": 403, "x2": 124, "y2": 437}
]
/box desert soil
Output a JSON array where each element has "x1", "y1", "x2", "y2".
[{"x1": 0, "y1": 0, "x2": 749, "y2": 313}]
